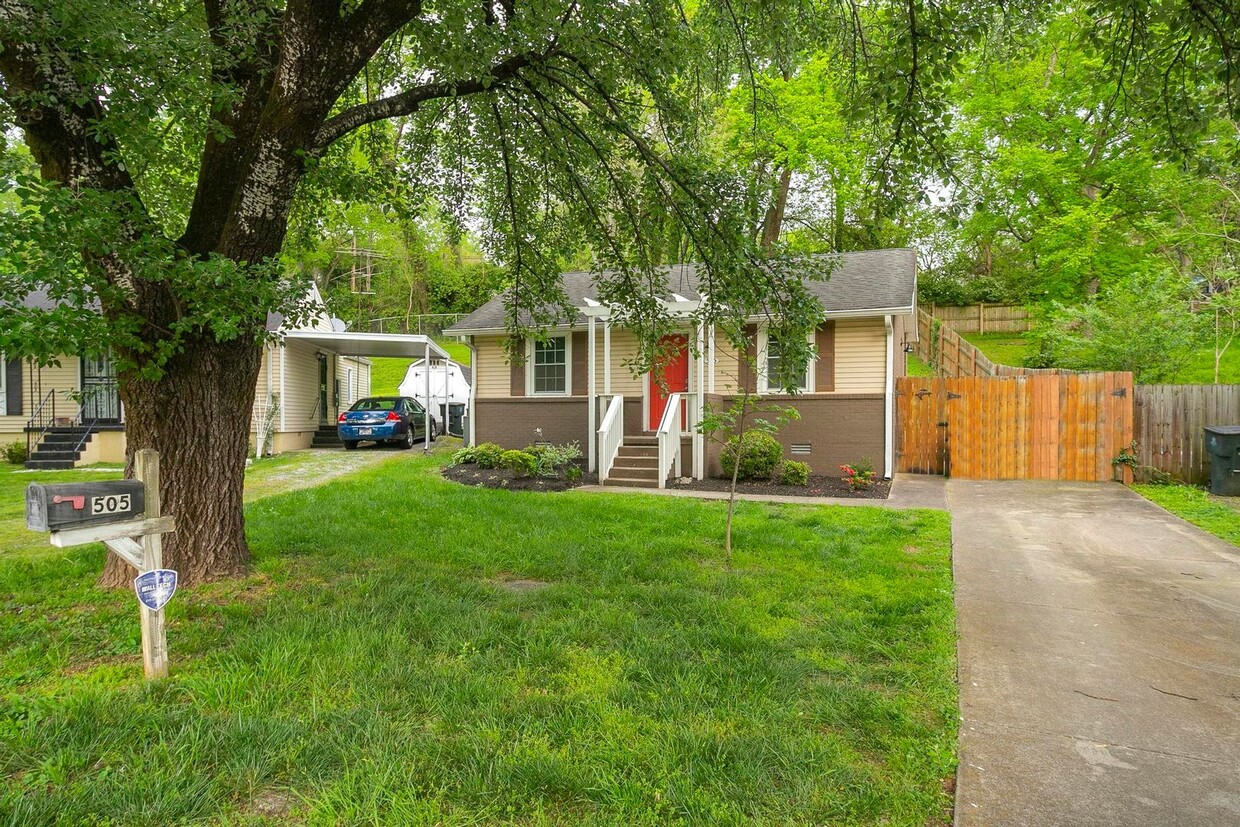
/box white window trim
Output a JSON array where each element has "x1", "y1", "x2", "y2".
[
  {"x1": 526, "y1": 334, "x2": 572, "y2": 397},
  {"x1": 757, "y1": 327, "x2": 816, "y2": 394}
]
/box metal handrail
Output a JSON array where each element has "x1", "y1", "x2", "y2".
[
  {"x1": 25, "y1": 389, "x2": 57, "y2": 457},
  {"x1": 597, "y1": 394, "x2": 624, "y2": 484},
  {"x1": 655, "y1": 392, "x2": 683, "y2": 489}
]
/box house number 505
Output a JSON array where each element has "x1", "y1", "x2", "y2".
[{"x1": 92, "y1": 494, "x2": 131, "y2": 515}]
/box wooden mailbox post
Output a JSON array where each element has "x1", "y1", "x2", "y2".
[{"x1": 25, "y1": 448, "x2": 176, "y2": 680}]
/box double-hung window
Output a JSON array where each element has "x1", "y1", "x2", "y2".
[
  {"x1": 760, "y1": 330, "x2": 814, "y2": 394},
  {"x1": 530, "y1": 335, "x2": 570, "y2": 395}
]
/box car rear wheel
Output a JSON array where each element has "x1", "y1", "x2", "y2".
[
  {"x1": 343, "y1": 440, "x2": 358, "y2": 451},
  {"x1": 402, "y1": 427, "x2": 415, "y2": 450}
]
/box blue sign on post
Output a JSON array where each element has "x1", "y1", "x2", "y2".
[{"x1": 134, "y1": 569, "x2": 178, "y2": 612}]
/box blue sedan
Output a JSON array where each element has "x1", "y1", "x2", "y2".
[{"x1": 338, "y1": 396, "x2": 438, "y2": 450}]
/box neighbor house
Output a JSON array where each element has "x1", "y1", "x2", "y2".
[
  {"x1": 1, "y1": 283, "x2": 446, "y2": 467},
  {"x1": 445, "y1": 248, "x2": 916, "y2": 487}
]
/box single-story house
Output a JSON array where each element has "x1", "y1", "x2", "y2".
[
  {"x1": 2, "y1": 283, "x2": 450, "y2": 467},
  {"x1": 445, "y1": 248, "x2": 917, "y2": 487}
]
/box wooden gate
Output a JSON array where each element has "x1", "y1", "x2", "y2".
[{"x1": 896, "y1": 373, "x2": 1134, "y2": 481}]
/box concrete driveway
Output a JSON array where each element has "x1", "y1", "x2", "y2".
[{"x1": 950, "y1": 480, "x2": 1240, "y2": 826}]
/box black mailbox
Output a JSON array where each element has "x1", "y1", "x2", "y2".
[
  {"x1": 26, "y1": 481, "x2": 146, "y2": 531},
  {"x1": 1204, "y1": 426, "x2": 1240, "y2": 497}
]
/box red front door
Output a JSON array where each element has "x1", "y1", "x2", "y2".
[{"x1": 648, "y1": 334, "x2": 689, "y2": 430}]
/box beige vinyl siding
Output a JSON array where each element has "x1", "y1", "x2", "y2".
[
  {"x1": 473, "y1": 335, "x2": 513, "y2": 397},
  {"x1": 1, "y1": 357, "x2": 81, "y2": 435},
  {"x1": 336, "y1": 356, "x2": 369, "y2": 406},
  {"x1": 281, "y1": 341, "x2": 332, "y2": 429},
  {"x1": 594, "y1": 328, "x2": 645, "y2": 396},
  {"x1": 712, "y1": 332, "x2": 745, "y2": 394},
  {"x1": 833, "y1": 317, "x2": 887, "y2": 393}
]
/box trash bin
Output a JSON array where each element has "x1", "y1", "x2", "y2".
[{"x1": 1204, "y1": 426, "x2": 1240, "y2": 496}]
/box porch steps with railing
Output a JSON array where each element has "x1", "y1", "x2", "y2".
[
  {"x1": 605, "y1": 436, "x2": 661, "y2": 488},
  {"x1": 25, "y1": 427, "x2": 97, "y2": 470},
  {"x1": 311, "y1": 425, "x2": 343, "y2": 448}
]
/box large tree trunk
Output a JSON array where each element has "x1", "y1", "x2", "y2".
[{"x1": 99, "y1": 335, "x2": 264, "y2": 588}]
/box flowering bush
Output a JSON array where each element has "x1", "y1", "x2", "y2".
[{"x1": 840, "y1": 458, "x2": 876, "y2": 491}]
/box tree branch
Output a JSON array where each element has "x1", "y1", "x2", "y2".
[{"x1": 313, "y1": 47, "x2": 557, "y2": 152}]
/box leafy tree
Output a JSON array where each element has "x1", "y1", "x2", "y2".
[
  {"x1": 1027, "y1": 270, "x2": 1202, "y2": 381},
  {"x1": 1, "y1": 0, "x2": 1236, "y2": 587}
]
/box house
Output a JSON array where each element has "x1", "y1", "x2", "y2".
[
  {"x1": 445, "y1": 249, "x2": 916, "y2": 486},
  {"x1": 2, "y1": 284, "x2": 450, "y2": 467}
]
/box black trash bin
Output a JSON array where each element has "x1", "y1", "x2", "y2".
[{"x1": 1204, "y1": 426, "x2": 1240, "y2": 496}]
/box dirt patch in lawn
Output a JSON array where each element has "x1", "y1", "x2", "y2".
[
  {"x1": 443, "y1": 463, "x2": 597, "y2": 492},
  {"x1": 672, "y1": 474, "x2": 890, "y2": 499}
]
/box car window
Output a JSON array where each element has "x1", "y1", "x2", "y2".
[
  {"x1": 351, "y1": 398, "x2": 398, "y2": 412},
  {"x1": 408, "y1": 400, "x2": 424, "y2": 415}
]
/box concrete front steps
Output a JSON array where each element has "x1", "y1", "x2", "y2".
[
  {"x1": 25, "y1": 427, "x2": 95, "y2": 470},
  {"x1": 311, "y1": 425, "x2": 343, "y2": 448},
  {"x1": 604, "y1": 435, "x2": 664, "y2": 488}
]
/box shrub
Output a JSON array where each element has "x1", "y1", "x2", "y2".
[
  {"x1": 527, "y1": 442, "x2": 583, "y2": 477},
  {"x1": 564, "y1": 465, "x2": 583, "y2": 482},
  {"x1": 779, "y1": 460, "x2": 810, "y2": 486},
  {"x1": 721, "y1": 430, "x2": 784, "y2": 480},
  {"x1": 840, "y1": 458, "x2": 876, "y2": 491},
  {"x1": 499, "y1": 449, "x2": 539, "y2": 478},
  {"x1": 3, "y1": 441, "x2": 28, "y2": 465},
  {"x1": 473, "y1": 443, "x2": 506, "y2": 469}
]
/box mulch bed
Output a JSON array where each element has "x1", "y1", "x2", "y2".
[
  {"x1": 443, "y1": 462, "x2": 597, "y2": 492},
  {"x1": 672, "y1": 474, "x2": 891, "y2": 499}
]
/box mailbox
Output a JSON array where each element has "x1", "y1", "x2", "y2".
[{"x1": 26, "y1": 481, "x2": 146, "y2": 532}]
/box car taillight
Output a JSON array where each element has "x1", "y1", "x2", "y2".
[
  {"x1": 386, "y1": 411, "x2": 400, "y2": 421},
  {"x1": 338, "y1": 413, "x2": 347, "y2": 423}
]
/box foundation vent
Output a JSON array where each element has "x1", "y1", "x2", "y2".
[{"x1": 790, "y1": 443, "x2": 812, "y2": 455}]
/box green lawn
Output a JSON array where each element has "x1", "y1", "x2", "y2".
[
  {"x1": 959, "y1": 330, "x2": 1240, "y2": 383},
  {"x1": 1132, "y1": 483, "x2": 1240, "y2": 546},
  {"x1": 960, "y1": 333, "x2": 1031, "y2": 368},
  {"x1": 370, "y1": 342, "x2": 471, "y2": 397},
  {"x1": 0, "y1": 453, "x2": 957, "y2": 825},
  {"x1": 906, "y1": 354, "x2": 935, "y2": 377}
]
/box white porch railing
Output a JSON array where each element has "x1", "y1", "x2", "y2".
[
  {"x1": 597, "y1": 394, "x2": 624, "y2": 483},
  {"x1": 656, "y1": 392, "x2": 683, "y2": 489}
]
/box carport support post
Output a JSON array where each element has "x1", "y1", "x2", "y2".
[
  {"x1": 424, "y1": 353, "x2": 431, "y2": 454},
  {"x1": 135, "y1": 449, "x2": 168, "y2": 680}
]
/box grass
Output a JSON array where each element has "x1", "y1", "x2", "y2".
[
  {"x1": 1132, "y1": 483, "x2": 1240, "y2": 546},
  {"x1": 0, "y1": 453, "x2": 957, "y2": 825},
  {"x1": 959, "y1": 331, "x2": 1240, "y2": 383},
  {"x1": 906, "y1": 354, "x2": 934, "y2": 378},
  {"x1": 959, "y1": 333, "x2": 1031, "y2": 368},
  {"x1": 370, "y1": 342, "x2": 471, "y2": 396}
]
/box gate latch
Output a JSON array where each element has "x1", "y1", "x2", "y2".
[{"x1": 947, "y1": 392, "x2": 962, "y2": 400}]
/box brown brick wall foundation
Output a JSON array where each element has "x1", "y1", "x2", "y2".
[{"x1": 702, "y1": 393, "x2": 886, "y2": 478}]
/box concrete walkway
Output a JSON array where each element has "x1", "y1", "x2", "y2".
[
  {"x1": 575, "y1": 473, "x2": 949, "y2": 510},
  {"x1": 950, "y1": 480, "x2": 1240, "y2": 826}
]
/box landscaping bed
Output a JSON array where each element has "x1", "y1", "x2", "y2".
[
  {"x1": 676, "y1": 473, "x2": 891, "y2": 499},
  {"x1": 442, "y1": 460, "x2": 596, "y2": 491}
]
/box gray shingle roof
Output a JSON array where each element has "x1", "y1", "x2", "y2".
[{"x1": 445, "y1": 248, "x2": 916, "y2": 334}]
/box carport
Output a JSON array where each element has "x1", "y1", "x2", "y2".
[{"x1": 281, "y1": 330, "x2": 450, "y2": 453}]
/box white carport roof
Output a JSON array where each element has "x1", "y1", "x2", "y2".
[{"x1": 281, "y1": 330, "x2": 450, "y2": 360}]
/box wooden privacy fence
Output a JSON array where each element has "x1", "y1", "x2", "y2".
[
  {"x1": 928, "y1": 303, "x2": 1031, "y2": 334},
  {"x1": 1135, "y1": 385, "x2": 1240, "y2": 484},
  {"x1": 914, "y1": 310, "x2": 1070, "y2": 378},
  {"x1": 897, "y1": 373, "x2": 1134, "y2": 481}
]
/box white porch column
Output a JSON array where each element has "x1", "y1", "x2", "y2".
[
  {"x1": 695, "y1": 322, "x2": 706, "y2": 479},
  {"x1": 884, "y1": 315, "x2": 895, "y2": 479},
  {"x1": 707, "y1": 322, "x2": 716, "y2": 394},
  {"x1": 603, "y1": 318, "x2": 611, "y2": 396},
  {"x1": 588, "y1": 315, "x2": 597, "y2": 472},
  {"x1": 441, "y1": 358, "x2": 448, "y2": 439}
]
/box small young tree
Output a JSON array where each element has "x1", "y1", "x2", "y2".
[{"x1": 697, "y1": 349, "x2": 801, "y2": 560}]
